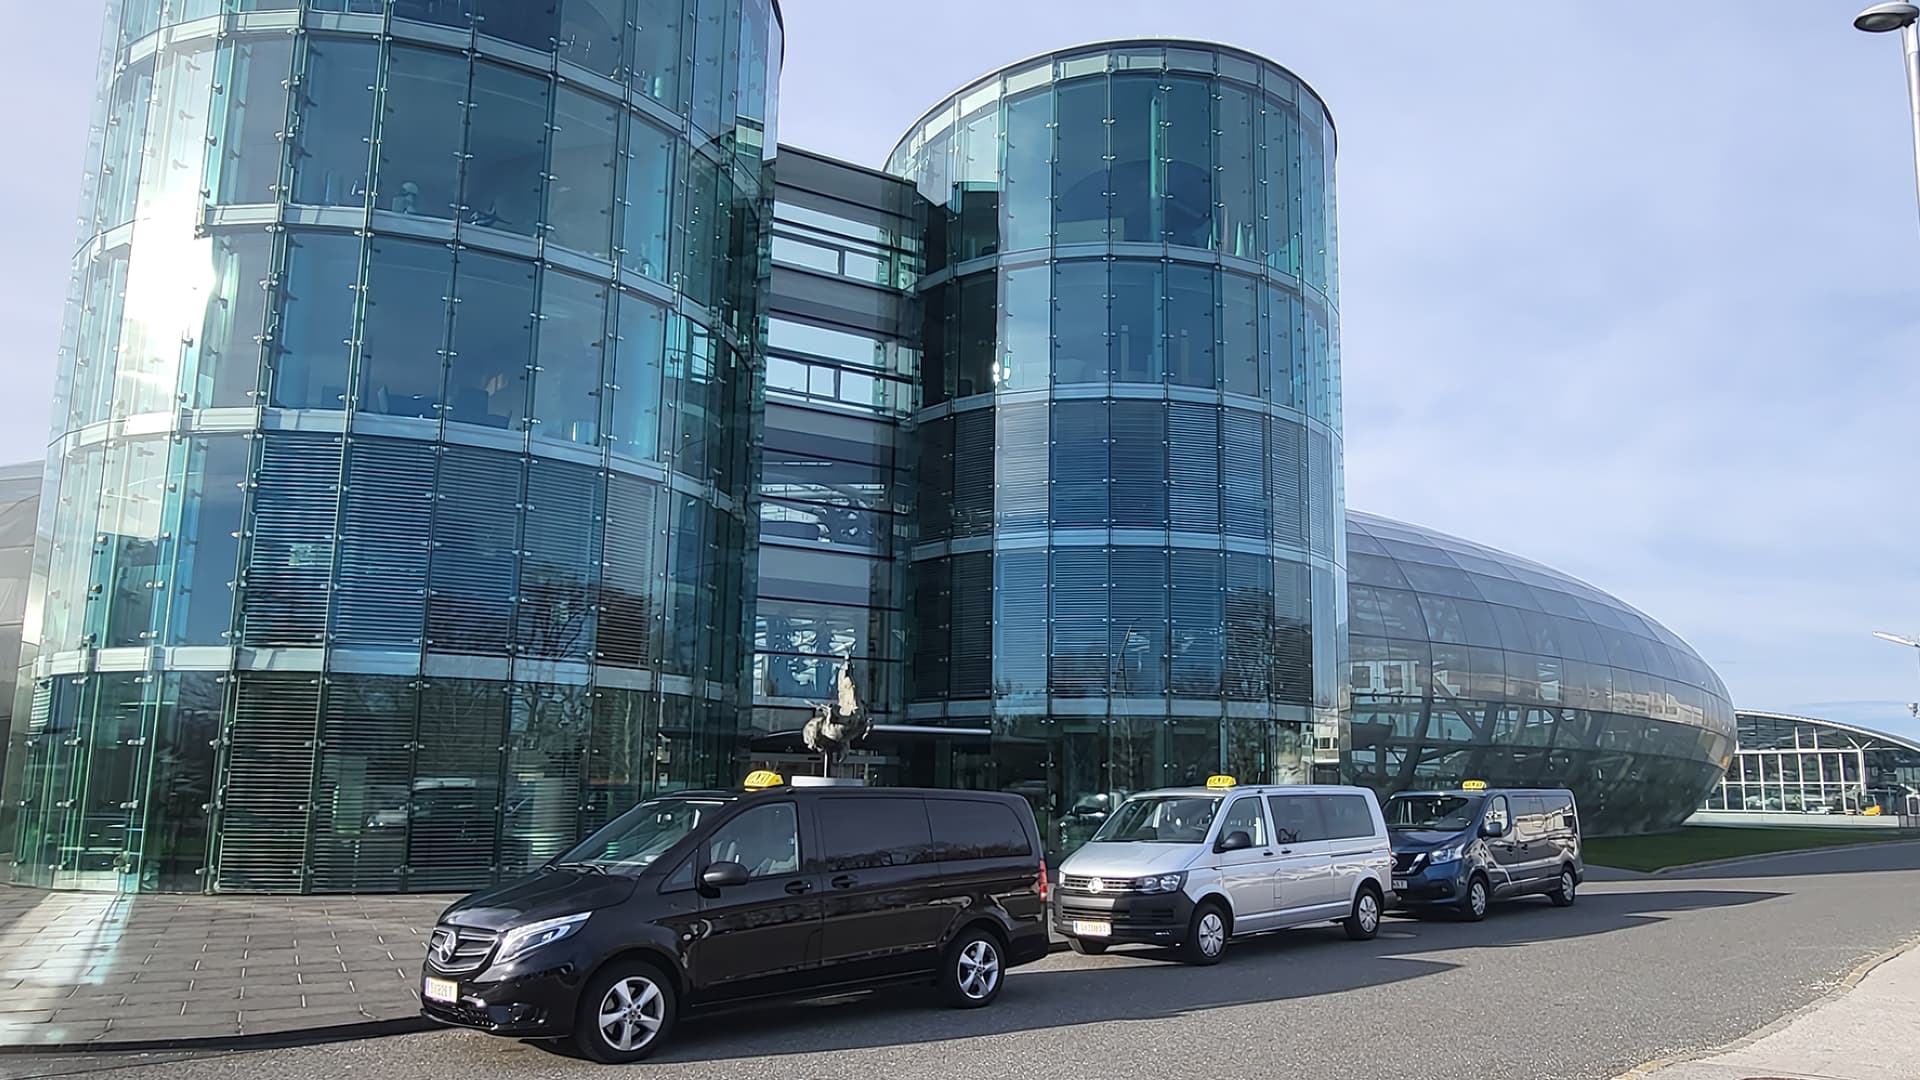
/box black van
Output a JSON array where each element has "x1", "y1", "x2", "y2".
[
  {"x1": 420, "y1": 780, "x2": 1051, "y2": 1062},
  {"x1": 1383, "y1": 787, "x2": 1584, "y2": 920}
]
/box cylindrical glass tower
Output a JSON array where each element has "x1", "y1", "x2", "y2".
[
  {"x1": 2, "y1": 0, "x2": 782, "y2": 893},
  {"x1": 886, "y1": 41, "x2": 1347, "y2": 853}
]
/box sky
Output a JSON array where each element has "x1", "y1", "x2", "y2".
[{"x1": 3, "y1": 2, "x2": 1918, "y2": 739}]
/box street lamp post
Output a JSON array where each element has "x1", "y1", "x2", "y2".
[
  {"x1": 1871, "y1": 631, "x2": 1920, "y2": 715},
  {"x1": 1854, "y1": 2, "x2": 1920, "y2": 225}
]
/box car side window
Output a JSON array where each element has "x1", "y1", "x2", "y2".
[
  {"x1": 1515, "y1": 796, "x2": 1549, "y2": 839},
  {"x1": 1266, "y1": 795, "x2": 1327, "y2": 844},
  {"x1": 1318, "y1": 794, "x2": 1376, "y2": 840},
  {"x1": 815, "y1": 797, "x2": 936, "y2": 871},
  {"x1": 927, "y1": 798, "x2": 1032, "y2": 860},
  {"x1": 1219, "y1": 797, "x2": 1268, "y2": 846},
  {"x1": 1483, "y1": 795, "x2": 1510, "y2": 833},
  {"x1": 706, "y1": 802, "x2": 801, "y2": 879}
]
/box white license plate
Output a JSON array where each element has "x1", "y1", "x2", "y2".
[
  {"x1": 423, "y1": 977, "x2": 459, "y2": 1003},
  {"x1": 1392, "y1": 878, "x2": 1409, "y2": 891},
  {"x1": 1071, "y1": 919, "x2": 1111, "y2": 938}
]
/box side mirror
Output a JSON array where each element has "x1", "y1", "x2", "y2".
[
  {"x1": 700, "y1": 861, "x2": 750, "y2": 890},
  {"x1": 1481, "y1": 820, "x2": 1507, "y2": 839},
  {"x1": 1217, "y1": 830, "x2": 1254, "y2": 853}
]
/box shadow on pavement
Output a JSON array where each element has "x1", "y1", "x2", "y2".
[
  {"x1": 498, "y1": 884, "x2": 1784, "y2": 1064},
  {"x1": 1660, "y1": 839, "x2": 1920, "y2": 881}
]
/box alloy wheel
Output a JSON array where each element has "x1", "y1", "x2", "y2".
[
  {"x1": 597, "y1": 975, "x2": 665, "y2": 1053},
  {"x1": 956, "y1": 939, "x2": 1001, "y2": 1000}
]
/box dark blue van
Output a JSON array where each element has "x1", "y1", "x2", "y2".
[{"x1": 1384, "y1": 787, "x2": 1583, "y2": 920}]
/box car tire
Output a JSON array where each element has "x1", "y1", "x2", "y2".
[
  {"x1": 939, "y1": 927, "x2": 1005, "y2": 1009},
  {"x1": 1550, "y1": 866, "x2": 1577, "y2": 908},
  {"x1": 1344, "y1": 884, "x2": 1383, "y2": 941},
  {"x1": 1181, "y1": 901, "x2": 1229, "y2": 966},
  {"x1": 572, "y1": 959, "x2": 676, "y2": 1064},
  {"x1": 1460, "y1": 874, "x2": 1490, "y2": 922},
  {"x1": 1066, "y1": 937, "x2": 1108, "y2": 956}
]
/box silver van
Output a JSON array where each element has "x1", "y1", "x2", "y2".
[{"x1": 1052, "y1": 779, "x2": 1394, "y2": 964}]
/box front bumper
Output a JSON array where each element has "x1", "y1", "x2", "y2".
[
  {"x1": 419, "y1": 963, "x2": 580, "y2": 1038},
  {"x1": 1388, "y1": 861, "x2": 1470, "y2": 908},
  {"x1": 1053, "y1": 889, "x2": 1195, "y2": 946}
]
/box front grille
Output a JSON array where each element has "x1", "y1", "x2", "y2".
[
  {"x1": 1059, "y1": 902, "x2": 1179, "y2": 929},
  {"x1": 1392, "y1": 852, "x2": 1423, "y2": 874},
  {"x1": 1061, "y1": 874, "x2": 1144, "y2": 894},
  {"x1": 428, "y1": 925, "x2": 499, "y2": 975}
]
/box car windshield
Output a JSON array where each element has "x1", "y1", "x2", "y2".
[
  {"x1": 553, "y1": 796, "x2": 734, "y2": 872},
  {"x1": 1385, "y1": 794, "x2": 1484, "y2": 831},
  {"x1": 1089, "y1": 796, "x2": 1222, "y2": 844}
]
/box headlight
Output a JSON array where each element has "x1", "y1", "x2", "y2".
[
  {"x1": 1426, "y1": 844, "x2": 1466, "y2": 866},
  {"x1": 1134, "y1": 873, "x2": 1186, "y2": 894},
  {"x1": 494, "y1": 913, "x2": 590, "y2": 965}
]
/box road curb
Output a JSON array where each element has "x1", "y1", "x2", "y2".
[
  {"x1": 1638, "y1": 836, "x2": 1920, "y2": 876},
  {"x1": 0, "y1": 1017, "x2": 435, "y2": 1057},
  {"x1": 1608, "y1": 933, "x2": 1920, "y2": 1080},
  {"x1": 0, "y1": 941, "x2": 1076, "y2": 1056}
]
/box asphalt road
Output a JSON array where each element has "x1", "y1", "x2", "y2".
[{"x1": 8, "y1": 841, "x2": 1919, "y2": 1080}]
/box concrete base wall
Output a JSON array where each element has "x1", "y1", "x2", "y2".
[{"x1": 1685, "y1": 809, "x2": 1915, "y2": 829}]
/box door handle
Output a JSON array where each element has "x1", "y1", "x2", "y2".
[
  {"x1": 1279, "y1": 848, "x2": 1293, "y2": 855},
  {"x1": 784, "y1": 879, "x2": 813, "y2": 895},
  {"x1": 830, "y1": 875, "x2": 857, "y2": 889},
  {"x1": 1262, "y1": 851, "x2": 1275, "y2": 857}
]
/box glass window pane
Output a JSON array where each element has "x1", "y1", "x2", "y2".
[
  {"x1": 1052, "y1": 260, "x2": 1108, "y2": 384},
  {"x1": 168, "y1": 437, "x2": 249, "y2": 646},
  {"x1": 392, "y1": 0, "x2": 473, "y2": 28},
  {"x1": 463, "y1": 62, "x2": 550, "y2": 237},
  {"x1": 1218, "y1": 81, "x2": 1259, "y2": 258},
  {"x1": 357, "y1": 236, "x2": 452, "y2": 418},
  {"x1": 289, "y1": 37, "x2": 375, "y2": 207},
  {"x1": 96, "y1": 60, "x2": 153, "y2": 232},
  {"x1": 473, "y1": 0, "x2": 558, "y2": 51},
  {"x1": 270, "y1": 232, "x2": 361, "y2": 409},
  {"x1": 610, "y1": 293, "x2": 665, "y2": 458},
  {"x1": 768, "y1": 319, "x2": 885, "y2": 367},
  {"x1": 1162, "y1": 75, "x2": 1214, "y2": 248},
  {"x1": 999, "y1": 264, "x2": 1049, "y2": 391},
  {"x1": 1052, "y1": 76, "x2": 1109, "y2": 244},
  {"x1": 560, "y1": 0, "x2": 626, "y2": 78},
  {"x1": 621, "y1": 118, "x2": 676, "y2": 281},
  {"x1": 816, "y1": 797, "x2": 934, "y2": 870},
  {"x1": 548, "y1": 87, "x2": 619, "y2": 259},
  {"x1": 214, "y1": 36, "x2": 294, "y2": 206},
  {"x1": 1050, "y1": 400, "x2": 1107, "y2": 526},
  {"x1": 447, "y1": 251, "x2": 534, "y2": 429},
  {"x1": 1002, "y1": 88, "x2": 1051, "y2": 252},
  {"x1": 706, "y1": 803, "x2": 800, "y2": 879},
  {"x1": 1109, "y1": 261, "x2": 1162, "y2": 384},
  {"x1": 376, "y1": 45, "x2": 468, "y2": 220},
  {"x1": 428, "y1": 447, "x2": 524, "y2": 651},
  {"x1": 689, "y1": 0, "x2": 731, "y2": 136},
  {"x1": 1109, "y1": 402, "x2": 1166, "y2": 527},
  {"x1": 519, "y1": 460, "x2": 603, "y2": 658},
  {"x1": 532, "y1": 271, "x2": 608, "y2": 445},
  {"x1": 502, "y1": 680, "x2": 586, "y2": 877},
  {"x1": 1166, "y1": 263, "x2": 1215, "y2": 388},
  {"x1": 632, "y1": 0, "x2": 685, "y2": 108},
  {"x1": 1109, "y1": 73, "x2": 1159, "y2": 243},
  {"x1": 189, "y1": 232, "x2": 272, "y2": 408},
  {"x1": 1222, "y1": 271, "x2": 1259, "y2": 397},
  {"x1": 955, "y1": 273, "x2": 995, "y2": 397}
]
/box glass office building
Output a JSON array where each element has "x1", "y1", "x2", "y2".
[
  {"x1": 1347, "y1": 511, "x2": 1736, "y2": 834},
  {"x1": 884, "y1": 41, "x2": 1348, "y2": 854},
  {"x1": 3, "y1": 0, "x2": 782, "y2": 893},
  {"x1": 1701, "y1": 712, "x2": 1920, "y2": 817}
]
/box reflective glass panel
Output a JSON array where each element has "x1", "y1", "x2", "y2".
[
  {"x1": 377, "y1": 45, "x2": 469, "y2": 220},
  {"x1": 289, "y1": 37, "x2": 375, "y2": 207},
  {"x1": 548, "y1": 87, "x2": 619, "y2": 259},
  {"x1": 463, "y1": 62, "x2": 550, "y2": 237},
  {"x1": 270, "y1": 232, "x2": 361, "y2": 410},
  {"x1": 357, "y1": 236, "x2": 453, "y2": 419},
  {"x1": 447, "y1": 251, "x2": 535, "y2": 429},
  {"x1": 215, "y1": 36, "x2": 295, "y2": 206},
  {"x1": 532, "y1": 270, "x2": 608, "y2": 445}
]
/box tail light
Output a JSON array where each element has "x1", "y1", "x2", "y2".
[{"x1": 1037, "y1": 858, "x2": 1049, "y2": 904}]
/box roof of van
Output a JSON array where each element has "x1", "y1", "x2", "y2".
[
  {"x1": 1388, "y1": 788, "x2": 1576, "y2": 797},
  {"x1": 1132, "y1": 784, "x2": 1379, "y2": 798}
]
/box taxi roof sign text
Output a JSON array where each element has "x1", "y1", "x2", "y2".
[
  {"x1": 1461, "y1": 779, "x2": 1488, "y2": 791},
  {"x1": 1205, "y1": 775, "x2": 1237, "y2": 790},
  {"x1": 744, "y1": 770, "x2": 784, "y2": 790}
]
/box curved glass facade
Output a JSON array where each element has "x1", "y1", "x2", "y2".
[
  {"x1": 1346, "y1": 510, "x2": 1736, "y2": 834},
  {"x1": 2, "y1": 0, "x2": 782, "y2": 893},
  {"x1": 885, "y1": 41, "x2": 1347, "y2": 853},
  {"x1": 1703, "y1": 712, "x2": 1920, "y2": 817}
]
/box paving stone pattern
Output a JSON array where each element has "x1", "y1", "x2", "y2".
[{"x1": 0, "y1": 884, "x2": 456, "y2": 1048}]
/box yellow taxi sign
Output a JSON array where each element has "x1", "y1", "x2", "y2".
[
  {"x1": 743, "y1": 770, "x2": 784, "y2": 790},
  {"x1": 1863, "y1": 804, "x2": 1883, "y2": 817},
  {"x1": 1461, "y1": 779, "x2": 1488, "y2": 791},
  {"x1": 1205, "y1": 774, "x2": 1237, "y2": 790}
]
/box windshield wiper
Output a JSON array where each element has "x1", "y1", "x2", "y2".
[{"x1": 549, "y1": 860, "x2": 610, "y2": 875}]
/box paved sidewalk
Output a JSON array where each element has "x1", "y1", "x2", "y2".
[
  {"x1": 1627, "y1": 939, "x2": 1920, "y2": 1080},
  {"x1": 0, "y1": 884, "x2": 452, "y2": 1050}
]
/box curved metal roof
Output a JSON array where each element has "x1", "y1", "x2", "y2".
[{"x1": 1734, "y1": 710, "x2": 1920, "y2": 754}]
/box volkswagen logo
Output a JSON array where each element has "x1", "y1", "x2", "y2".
[
  {"x1": 1087, "y1": 877, "x2": 1105, "y2": 894},
  {"x1": 430, "y1": 928, "x2": 457, "y2": 967}
]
